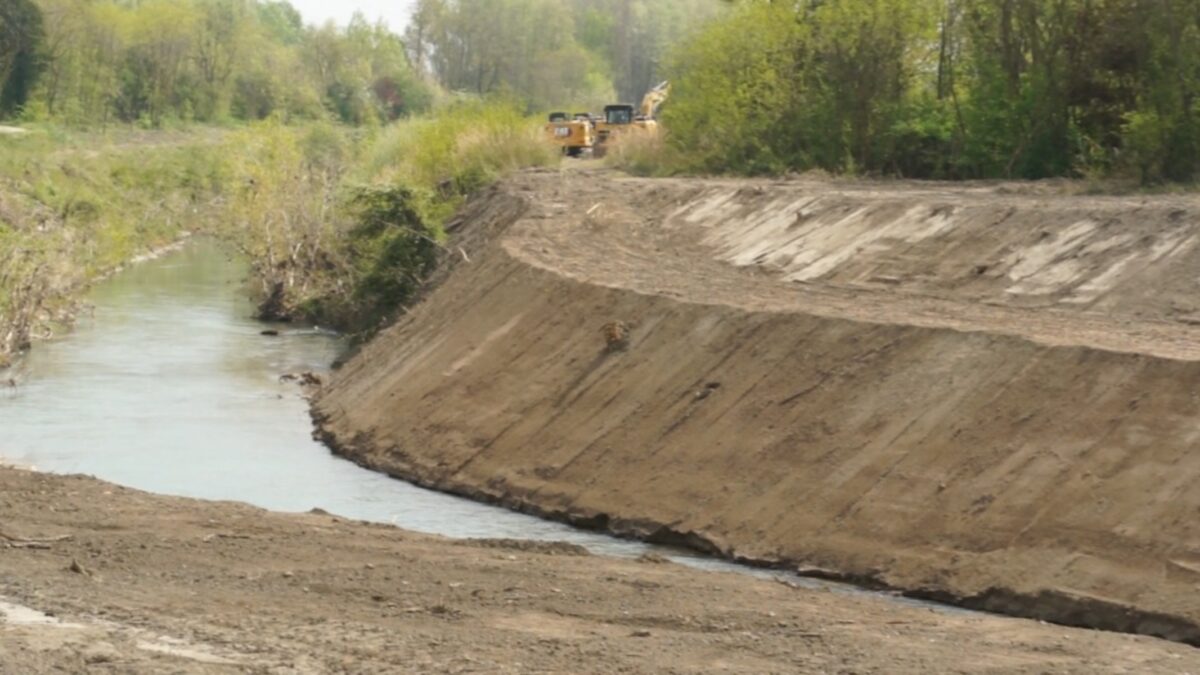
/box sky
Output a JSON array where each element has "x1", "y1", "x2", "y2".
[{"x1": 288, "y1": 0, "x2": 417, "y2": 32}]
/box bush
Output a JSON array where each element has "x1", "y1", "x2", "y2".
[
  {"x1": 215, "y1": 106, "x2": 557, "y2": 335},
  {"x1": 345, "y1": 185, "x2": 441, "y2": 328}
]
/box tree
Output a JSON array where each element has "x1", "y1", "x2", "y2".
[
  {"x1": 406, "y1": 0, "x2": 721, "y2": 110},
  {"x1": 0, "y1": 0, "x2": 46, "y2": 117}
]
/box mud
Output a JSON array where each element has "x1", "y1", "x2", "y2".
[
  {"x1": 2, "y1": 467, "x2": 1199, "y2": 673},
  {"x1": 316, "y1": 170, "x2": 1200, "y2": 644}
]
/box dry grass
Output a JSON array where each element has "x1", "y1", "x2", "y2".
[{"x1": 602, "y1": 127, "x2": 678, "y2": 176}]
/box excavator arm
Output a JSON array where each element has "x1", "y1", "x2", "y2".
[{"x1": 640, "y1": 81, "x2": 670, "y2": 119}]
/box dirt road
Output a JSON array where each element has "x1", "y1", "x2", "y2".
[
  {"x1": 316, "y1": 170, "x2": 1200, "y2": 643},
  {"x1": 1, "y1": 467, "x2": 1198, "y2": 673}
]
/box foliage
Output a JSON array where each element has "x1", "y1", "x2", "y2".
[
  {"x1": 406, "y1": 0, "x2": 725, "y2": 110},
  {"x1": 0, "y1": 127, "x2": 230, "y2": 363},
  {"x1": 214, "y1": 103, "x2": 557, "y2": 334},
  {"x1": 15, "y1": 0, "x2": 432, "y2": 127},
  {"x1": 344, "y1": 185, "x2": 440, "y2": 327},
  {"x1": 660, "y1": 0, "x2": 1200, "y2": 183},
  {"x1": 0, "y1": 0, "x2": 46, "y2": 117},
  {"x1": 659, "y1": 2, "x2": 806, "y2": 175},
  {"x1": 16, "y1": 0, "x2": 724, "y2": 127}
]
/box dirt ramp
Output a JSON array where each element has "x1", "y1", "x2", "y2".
[{"x1": 316, "y1": 171, "x2": 1200, "y2": 643}]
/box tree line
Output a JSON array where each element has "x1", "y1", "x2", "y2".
[
  {"x1": 663, "y1": 0, "x2": 1200, "y2": 182},
  {"x1": 11, "y1": 0, "x2": 1196, "y2": 184},
  {"x1": 1, "y1": 0, "x2": 432, "y2": 125},
  {"x1": 404, "y1": 0, "x2": 724, "y2": 110},
  {"x1": 1, "y1": 0, "x2": 725, "y2": 125}
]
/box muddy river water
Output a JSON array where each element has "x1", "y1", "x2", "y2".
[
  {"x1": 0, "y1": 242, "x2": 662, "y2": 552},
  {"x1": 0, "y1": 241, "x2": 954, "y2": 607}
]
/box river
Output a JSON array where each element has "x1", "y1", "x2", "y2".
[
  {"x1": 0, "y1": 242, "x2": 665, "y2": 549},
  {"x1": 0, "y1": 241, "x2": 960, "y2": 609}
]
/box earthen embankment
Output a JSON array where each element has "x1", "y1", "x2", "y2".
[{"x1": 316, "y1": 171, "x2": 1200, "y2": 643}]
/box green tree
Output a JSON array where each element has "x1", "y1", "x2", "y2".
[
  {"x1": 22, "y1": 0, "x2": 428, "y2": 126},
  {"x1": 0, "y1": 0, "x2": 46, "y2": 117},
  {"x1": 657, "y1": 0, "x2": 1200, "y2": 182}
]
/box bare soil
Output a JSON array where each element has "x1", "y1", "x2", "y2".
[
  {"x1": 315, "y1": 170, "x2": 1200, "y2": 644},
  {"x1": 2, "y1": 467, "x2": 1198, "y2": 673}
]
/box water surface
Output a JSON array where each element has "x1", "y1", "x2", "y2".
[{"x1": 0, "y1": 242, "x2": 654, "y2": 551}]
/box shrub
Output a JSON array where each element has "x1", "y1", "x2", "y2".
[{"x1": 345, "y1": 185, "x2": 441, "y2": 329}]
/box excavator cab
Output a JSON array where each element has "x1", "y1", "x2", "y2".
[
  {"x1": 603, "y1": 105, "x2": 635, "y2": 126},
  {"x1": 594, "y1": 84, "x2": 670, "y2": 157},
  {"x1": 595, "y1": 104, "x2": 635, "y2": 151}
]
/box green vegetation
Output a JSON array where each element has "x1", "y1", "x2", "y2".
[
  {"x1": 406, "y1": 0, "x2": 725, "y2": 109},
  {"x1": 0, "y1": 0, "x2": 46, "y2": 117},
  {"x1": 655, "y1": 0, "x2": 1200, "y2": 183},
  {"x1": 6, "y1": 0, "x2": 725, "y2": 128},
  {"x1": 8, "y1": 0, "x2": 430, "y2": 127},
  {"x1": 214, "y1": 102, "x2": 557, "y2": 334},
  {"x1": 0, "y1": 128, "x2": 228, "y2": 363}
]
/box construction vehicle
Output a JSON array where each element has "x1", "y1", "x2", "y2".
[
  {"x1": 594, "y1": 81, "x2": 670, "y2": 157},
  {"x1": 544, "y1": 111, "x2": 596, "y2": 157}
]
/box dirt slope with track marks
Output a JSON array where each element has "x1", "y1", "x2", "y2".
[{"x1": 316, "y1": 170, "x2": 1200, "y2": 644}]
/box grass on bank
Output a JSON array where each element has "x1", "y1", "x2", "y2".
[
  {"x1": 215, "y1": 101, "x2": 559, "y2": 336},
  {"x1": 0, "y1": 126, "x2": 229, "y2": 364},
  {"x1": 601, "y1": 126, "x2": 680, "y2": 177}
]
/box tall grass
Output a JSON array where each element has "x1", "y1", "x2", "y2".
[
  {"x1": 602, "y1": 127, "x2": 679, "y2": 177},
  {"x1": 215, "y1": 102, "x2": 559, "y2": 335},
  {"x1": 363, "y1": 101, "x2": 559, "y2": 220},
  {"x1": 0, "y1": 126, "x2": 229, "y2": 366}
]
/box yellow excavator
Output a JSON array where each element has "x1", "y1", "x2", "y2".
[
  {"x1": 594, "y1": 81, "x2": 670, "y2": 157},
  {"x1": 544, "y1": 111, "x2": 597, "y2": 157},
  {"x1": 544, "y1": 82, "x2": 670, "y2": 158}
]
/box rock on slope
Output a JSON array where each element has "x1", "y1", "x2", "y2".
[{"x1": 316, "y1": 170, "x2": 1200, "y2": 643}]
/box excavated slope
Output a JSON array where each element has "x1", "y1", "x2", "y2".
[{"x1": 316, "y1": 171, "x2": 1200, "y2": 643}]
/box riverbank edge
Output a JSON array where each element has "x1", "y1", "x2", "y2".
[
  {"x1": 0, "y1": 234, "x2": 195, "y2": 375},
  {"x1": 309, "y1": 409, "x2": 1200, "y2": 649}
]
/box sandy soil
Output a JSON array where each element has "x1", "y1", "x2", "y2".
[
  {"x1": 1, "y1": 467, "x2": 1198, "y2": 673},
  {"x1": 316, "y1": 170, "x2": 1200, "y2": 644}
]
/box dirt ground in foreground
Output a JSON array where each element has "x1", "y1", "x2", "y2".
[{"x1": 0, "y1": 467, "x2": 1195, "y2": 674}]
